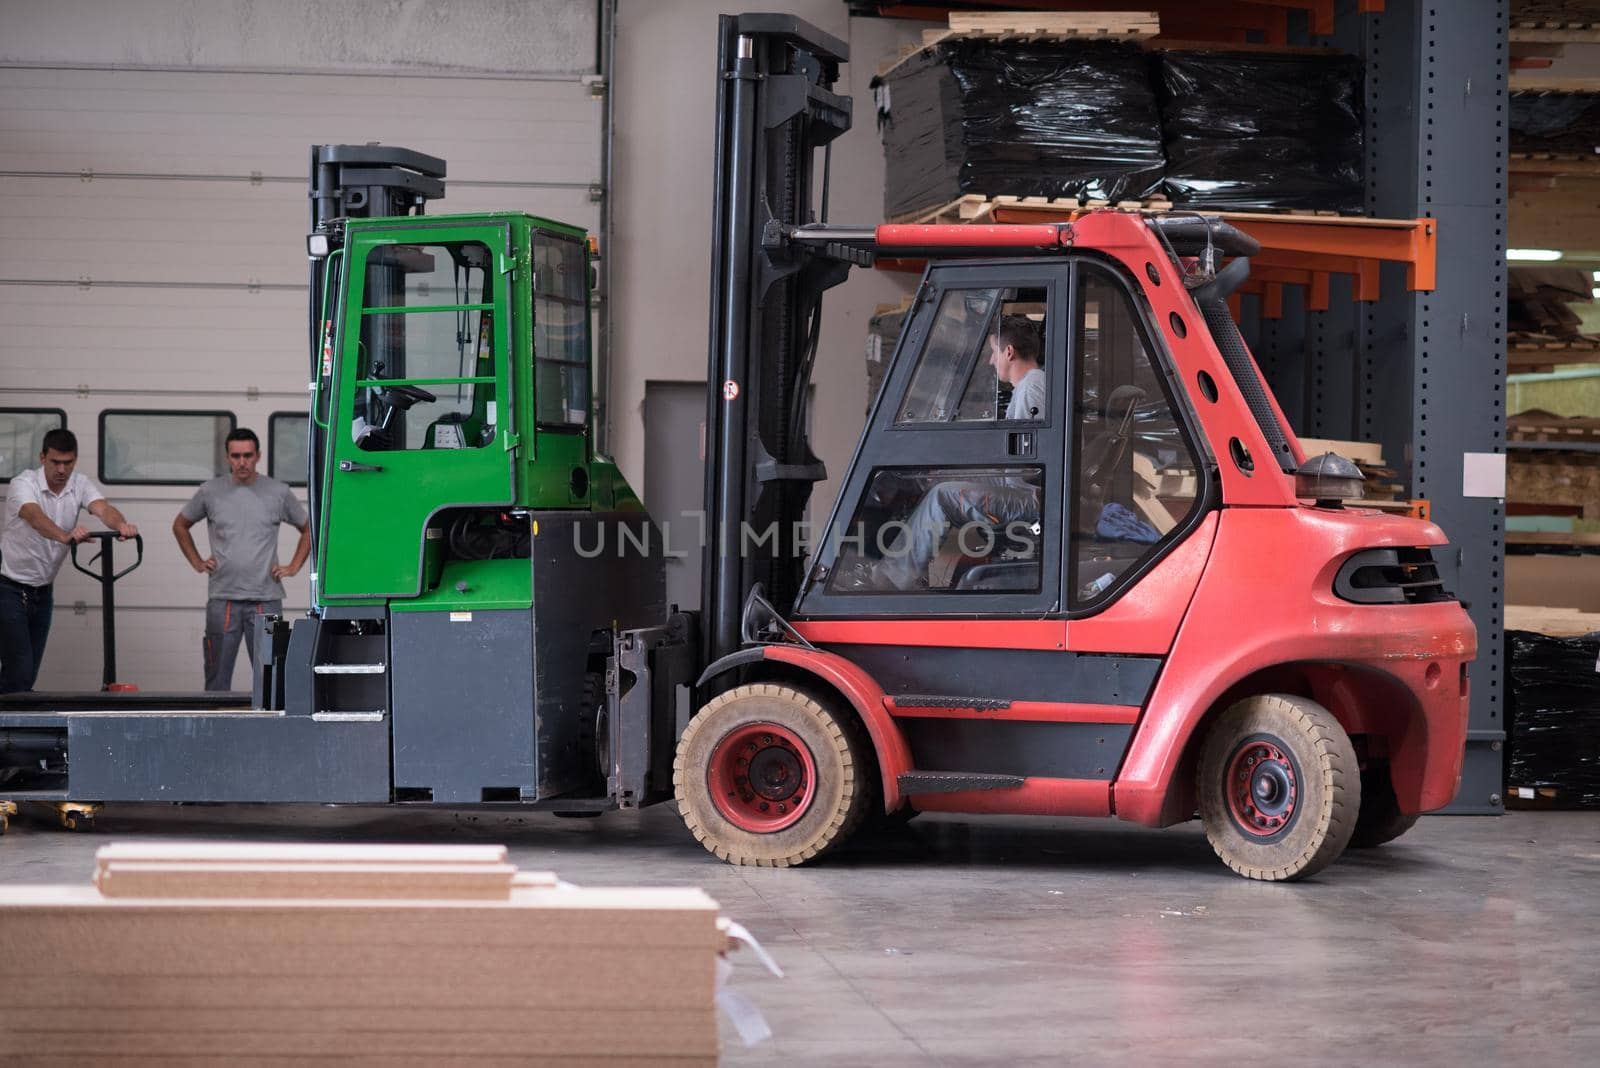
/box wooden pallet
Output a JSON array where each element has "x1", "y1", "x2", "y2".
[
  {"x1": 887, "y1": 193, "x2": 1167, "y2": 225},
  {"x1": 879, "y1": 10, "x2": 1159, "y2": 77},
  {"x1": 1504, "y1": 785, "x2": 1564, "y2": 809},
  {"x1": 1511, "y1": 22, "x2": 1600, "y2": 42},
  {"x1": 1509, "y1": 152, "x2": 1600, "y2": 177},
  {"x1": 1508, "y1": 333, "x2": 1600, "y2": 374},
  {"x1": 1503, "y1": 783, "x2": 1597, "y2": 811},
  {"x1": 1509, "y1": 332, "x2": 1600, "y2": 351},
  {"x1": 1508, "y1": 413, "x2": 1600, "y2": 443},
  {"x1": 882, "y1": 192, "x2": 1370, "y2": 226}
]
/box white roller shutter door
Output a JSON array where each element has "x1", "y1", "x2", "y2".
[{"x1": 0, "y1": 0, "x2": 604, "y2": 691}]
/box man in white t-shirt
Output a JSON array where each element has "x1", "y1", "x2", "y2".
[{"x1": 1, "y1": 428, "x2": 138, "y2": 692}]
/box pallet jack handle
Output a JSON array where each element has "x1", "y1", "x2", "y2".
[{"x1": 69, "y1": 531, "x2": 144, "y2": 691}]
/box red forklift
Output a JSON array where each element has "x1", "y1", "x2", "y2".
[
  {"x1": 676, "y1": 15, "x2": 1475, "y2": 881},
  {"x1": 0, "y1": 15, "x2": 1474, "y2": 882}
]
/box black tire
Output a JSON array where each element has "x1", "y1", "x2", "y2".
[
  {"x1": 1198, "y1": 694, "x2": 1360, "y2": 882},
  {"x1": 583, "y1": 669, "x2": 609, "y2": 786},
  {"x1": 674, "y1": 683, "x2": 872, "y2": 867},
  {"x1": 1348, "y1": 760, "x2": 1420, "y2": 848}
]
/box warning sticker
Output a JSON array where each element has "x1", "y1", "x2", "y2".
[
  {"x1": 320, "y1": 320, "x2": 334, "y2": 377},
  {"x1": 722, "y1": 379, "x2": 740, "y2": 401}
]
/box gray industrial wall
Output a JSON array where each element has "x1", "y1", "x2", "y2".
[{"x1": 0, "y1": 0, "x2": 924, "y2": 691}]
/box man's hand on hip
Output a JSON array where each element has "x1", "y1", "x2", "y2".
[
  {"x1": 192, "y1": 555, "x2": 218, "y2": 575},
  {"x1": 271, "y1": 563, "x2": 299, "y2": 580}
]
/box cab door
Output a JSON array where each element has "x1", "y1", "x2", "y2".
[
  {"x1": 798, "y1": 262, "x2": 1069, "y2": 618},
  {"x1": 319, "y1": 223, "x2": 516, "y2": 600}
]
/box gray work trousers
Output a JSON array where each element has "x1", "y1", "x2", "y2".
[{"x1": 203, "y1": 597, "x2": 281, "y2": 692}]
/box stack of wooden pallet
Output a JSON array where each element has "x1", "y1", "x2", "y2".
[
  {"x1": 0, "y1": 843, "x2": 731, "y2": 1065},
  {"x1": 1508, "y1": 266, "x2": 1600, "y2": 373},
  {"x1": 1507, "y1": 410, "x2": 1600, "y2": 523},
  {"x1": 877, "y1": 10, "x2": 1160, "y2": 79}
]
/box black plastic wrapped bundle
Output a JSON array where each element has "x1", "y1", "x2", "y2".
[
  {"x1": 1158, "y1": 52, "x2": 1364, "y2": 212},
  {"x1": 1506, "y1": 631, "x2": 1600, "y2": 807},
  {"x1": 877, "y1": 39, "x2": 1165, "y2": 220},
  {"x1": 865, "y1": 303, "x2": 910, "y2": 415},
  {"x1": 1510, "y1": 91, "x2": 1600, "y2": 155}
]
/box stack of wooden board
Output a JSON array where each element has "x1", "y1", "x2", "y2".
[
  {"x1": 0, "y1": 843, "x2": 729, "y2": 1065},
  {"x1": 1506, "y1": 412, "x2": 1600, "y2": 544}
]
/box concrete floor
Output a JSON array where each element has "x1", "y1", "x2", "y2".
[{"x1": 1, "y1": 803, "x2": 1596, "y2": 1065}]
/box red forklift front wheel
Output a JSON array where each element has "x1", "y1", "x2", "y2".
[
  {"x1": 706, "y1": 722, "x2": 818, "y2": 833},
  {"x1": 674, "y1": 683, "x2": 873, "y2": 867}
]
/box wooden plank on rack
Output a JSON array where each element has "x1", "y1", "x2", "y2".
[
  {"x1": 946, "y1": 12, "x2": 1160, "y2": 37},
  {"x1": 1510, "y1": 73, "x2": 1600, "y2": 90},
  {"x1": 1505, "y1": 604, "x2": 1600, "y2": 636},
  {"x1": 1510, "y1": 154, "x2": 1600, "y2": 178},
  {"x1": 1511, "y1": 25, "x2": 1600, "y2": 42}
]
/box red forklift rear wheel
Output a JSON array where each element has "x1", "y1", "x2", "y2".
[
  {"x1": 675, "y1": 683, "x2": 871, "y2": 867},
  {"x1": 1198, "y1": 694, "x2": 1360, "y2": 882}
]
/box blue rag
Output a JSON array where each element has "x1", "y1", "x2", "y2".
[{"x1": 1096, "y1": 502, "x2": 1162, "y2": 544}]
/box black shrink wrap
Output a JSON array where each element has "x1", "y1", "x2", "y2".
[
  {"x1": 1506, "y1": 631, "x2": 1600, "y2": 807},
  {"x1": 865, "y1": 304, "x2": 910, "y2": 415},
  {"x1": 1159, "y1": 52, "x2": 1364, "y2": 212},
  {"x1": 1510, "y1": 91, "x2": 1600, "y2": 155},
  {"x1": 878, "y1": 39, "x2": 1165, "y2": 220}
]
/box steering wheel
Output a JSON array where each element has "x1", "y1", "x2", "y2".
[
  {"x1": 1081, "y1": 386, "x2": 1146, "y2": 507},
  {"x1": 382, "y1": 383, "x2": 437, "y2": 408}
]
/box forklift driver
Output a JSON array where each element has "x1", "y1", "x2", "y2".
[{"x1": 852, "y1": 316, "x2": 1045, "y2": 592}]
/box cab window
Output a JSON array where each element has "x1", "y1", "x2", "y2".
[
  {"x1": 533, "y1": 234, "x2": 591, "y2": 427},
  {"x1": 1070, "y1": 266, "x2": 1202, "y2": 608},
  {"x1": 352, "y1": 241, "x2": 496, "y2": 452},
  {"x1": 895, "y1": 287, "x2": 1048, "y2": 425},
  {"x1": 826, "y1": 466, "x2": 1044, "y2": 594}
]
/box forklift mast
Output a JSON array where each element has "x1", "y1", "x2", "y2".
[
  {"x1": 304, "y1": 145, "x2": 446, "y2": 561},
  {"x1": 702, "y1": 15, "x2": 855, "y2": 665}
]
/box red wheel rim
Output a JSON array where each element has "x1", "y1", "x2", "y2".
[
  {"x1": 1224, "y1": 737, "x2": 1299, "y2": 838},
  {"x1": 706, "y1": 722, "x2": 817, "y2": 833}
]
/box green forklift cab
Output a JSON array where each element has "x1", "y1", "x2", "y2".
[{"x1": 315, "y1": 213, "x2": 629, "y2": 610}]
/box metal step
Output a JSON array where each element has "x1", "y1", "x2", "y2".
[
  {"x1": 313, "y1": 664, "x2": 386, "y2": 675},
  {"x1": 897, "y1": 771, "x2": 1026, "y2": 795},
  {"x1": 312, "y1": 711, "x2": 386, "y2": 723},
  {"x1": 893, "y1": 693, "x2": 1009, "y2": 712}
]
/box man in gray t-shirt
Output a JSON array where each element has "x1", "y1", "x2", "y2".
[{"x1": 173, "y1": 428, "x2": 310, "y2": 691}]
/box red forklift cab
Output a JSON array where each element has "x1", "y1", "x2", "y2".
[{"x1": 679, "y1": 211, "x2": 1476, "y2": 881}]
